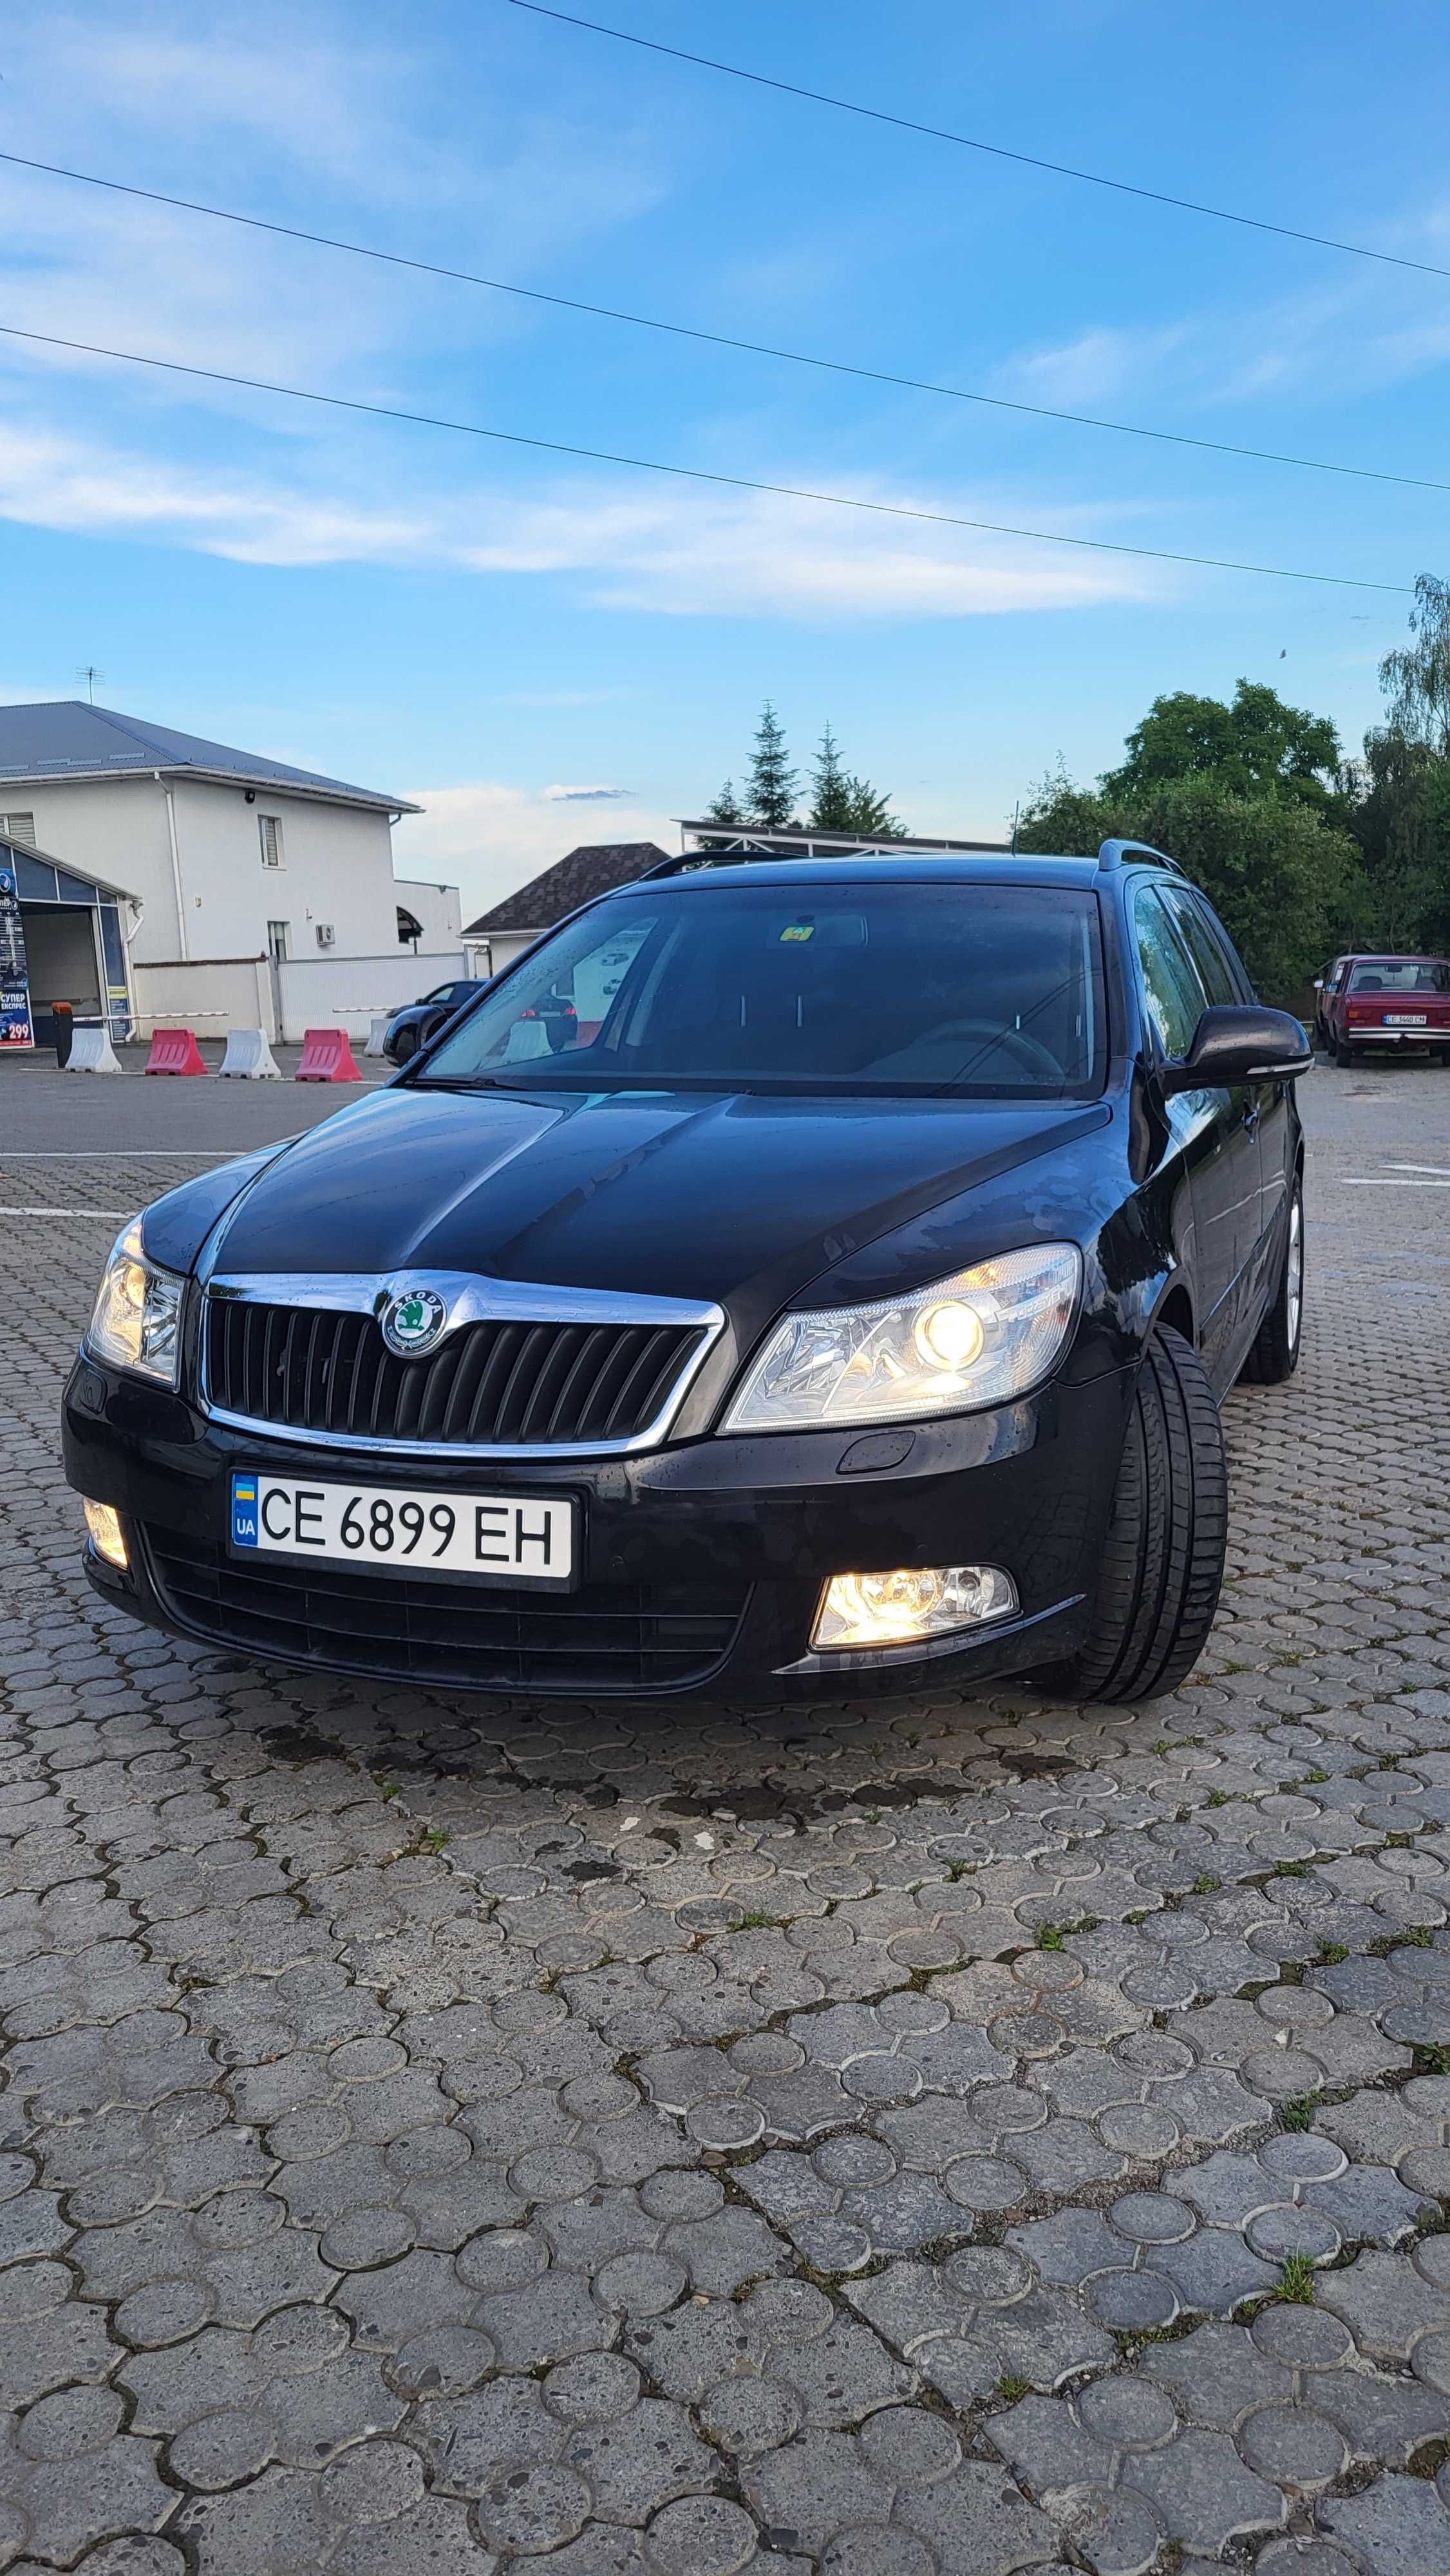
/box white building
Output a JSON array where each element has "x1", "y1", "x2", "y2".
[{"x1": 0, "y1": 701, "x2": 463, "y2": 1044}]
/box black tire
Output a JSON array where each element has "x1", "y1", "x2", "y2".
[
  {"x1": 1333, "y1": 1032, "x2": 1353, "y2": 1068},
  {"x1": 1027, "y1": 1325, "x2": 1227, "y2": 1705},
  {"x1": 1241, "y1": 1180, "x2": 1304, "y2": 1385}
]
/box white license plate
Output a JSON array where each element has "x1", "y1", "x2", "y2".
[
  {"x1": 1385, "y1": 1012, "x2": 1427, "y2": 1025},
  {"x1": 229, "y1": 1472, "x2": 575, "y2": 1586}
]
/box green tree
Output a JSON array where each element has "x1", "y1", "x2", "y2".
[
  {"x1": 1104, "y1": 679, "x2": 1342, "y2": 813},
  {"x1": 1350, "y1": 727, "x2": 1450, "y2": 950},
  {"x1": 1015, "y1": 766, "x2": 1365, "y2": 1001},
  {"x1": 807, "y1": 724, "x2": 905, "y2": 837},
  {"x1": 1379, "y1": 571, "x2": 1450, "y2": 753},
  {"x1": 746, "y1": 701, "x2": 798, "y2": 831},
  {"x1": 839, "y1": 777, "x2": 905, "y2": 838},
  {"x1": 1343, "y1": 573, "x2": 1450, "y2": 947},
  {"x1": 807, "y1": 724, "x2": 852, "y2": 830},
  {"x1": 702, "y1": 779, "x2": 744, "y2": 827}
]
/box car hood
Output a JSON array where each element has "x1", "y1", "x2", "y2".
[{"x1": 196, "y1": 1082, "x2": 1108, "y2": 1324}]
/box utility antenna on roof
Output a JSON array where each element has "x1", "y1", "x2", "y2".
[{"x1": 75, "y1": 665, "x2": 105, "y2": 705}]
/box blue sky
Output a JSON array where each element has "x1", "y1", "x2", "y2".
[{"x1": 1, "y1": 0, "x2": 1447, "y2": 913}]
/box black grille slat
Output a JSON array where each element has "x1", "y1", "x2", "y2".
[
  {"x1": 493, "y1": 1324, "x2": 558, "y2": 1443},
  {"x1": 601, "y1": 1327, "x2": 679, "y2": 1438},
  {"x1": 464, "y1": 1325, "x2": 527, "y2": 1443},
  {"x1": 145, "y1": 1528, "x2": 746, "y2": 1694},
  {"x1": 205, "y1": 1300, "x2": 704, "y2": 1448},
  {"x1": 438, "y1": 1326, "x2": 496, "y2": 1442}
]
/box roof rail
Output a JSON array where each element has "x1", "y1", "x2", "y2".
[
  {"x1": 638, "y1": 842, "x2": 909, "y2": 880},
  {"x1": 637, "y1": 849, "x2": 733, "y2": 880},
  {"x1": 1097, "y1": 837, "x2": 1185, "y2": 876}
]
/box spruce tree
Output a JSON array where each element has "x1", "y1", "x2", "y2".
[
  {"x1": 746, "y1": 701, "x2": 798, "y2": 830},
  {"x1": 703, "y1": 779, "x2": 744, "y2": 826},
  {"x1": 840, "y1": 775, "x2": 905, "y2": 839},
  {"x1": 808, "y1": 724, "x2": 854, "y2": 831}
]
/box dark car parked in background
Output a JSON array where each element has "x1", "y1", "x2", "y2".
[
  {"x1": 1319, "y1": 953, "x2": 1450, "y2": 1066},
  {"x1": 65, "y1": 840, "x2": 1310, "y2": 1709},
  {"x1": 382, "y1": 976, "x2": 492, "y2": 1065}
]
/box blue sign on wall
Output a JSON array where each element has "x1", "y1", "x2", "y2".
[{"x1": 0, "y1": 866, "x2": 34, "y2": 1050}]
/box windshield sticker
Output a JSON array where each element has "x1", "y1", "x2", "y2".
[{"x1": 779, "y1": 922, "x2": 815, "y2": 943}]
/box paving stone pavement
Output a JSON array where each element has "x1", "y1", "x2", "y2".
[{"x1": 1, "y1": 1068, "x2": 1449, "y2": 2572}]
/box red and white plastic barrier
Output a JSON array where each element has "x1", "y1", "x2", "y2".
[
  {"x1": 144, "y1": 1027, "x2": 209, "y2": 1076},
  {"x1": 294, "y1": 1026, "x2": 362, "y2": 1083}
]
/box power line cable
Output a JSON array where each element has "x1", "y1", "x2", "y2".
[
  {"x1": 1, "y1": 148, "x2": 1444, "y2": 495},
  {"x1": 508, "y1": 0, "x2": 1450, "y2": 285},
  {"x1": 0, "y1": 318, "x2": 1412, "y2": 593}
]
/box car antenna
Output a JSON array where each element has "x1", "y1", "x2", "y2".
[{"x1": 1010, "y1": 801, "x2": 1019, "y2": 855}]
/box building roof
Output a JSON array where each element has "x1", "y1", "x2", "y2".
[
  {"x1": 465, "y1": 842, "x2": 670, "y2": 936},
  {"x1": 0, "y1": 701, "x2": 419, "y2": 813},
  {"x1": 1, "y1": 828, "x2": 140, "y2": 905},
  {"x1": 676, "y1": 820, "x2": 1012, "y2": 855}
]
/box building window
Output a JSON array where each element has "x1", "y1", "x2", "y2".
[
  {"x1": 0, "y1": 811, "x2": 36, "y2": 845},
  {"x1": 259, "y1": 813, "x2": 284, "y2": 868},
  {"x1": 266, "y1": 920, "x2": 290, "y2": 961}
]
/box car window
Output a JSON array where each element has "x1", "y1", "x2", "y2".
[
  {"x1": 1162, "y1": 889, "x2": 1247, "y2": 1009},
  {"x1": 424, "y1": 983, "x2": 458, "y2": 1004},
  {"x1": 1132, "y1": 885, "x2": 1209, "y2": 1058},
  {"x1": 1349, "y1": 960, "x2": 1450, "y2": 994},
  {"x1": 417, "y1": 882, "x2": 1109, "y2": 1098}
]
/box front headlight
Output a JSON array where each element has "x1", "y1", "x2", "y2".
[
  {"x1": 87, "y1": 1220, "x2": 184, "y2": 1385},
  {"x1": 722, "y1": 1242, "x2": 1082, "y2": 1434}
]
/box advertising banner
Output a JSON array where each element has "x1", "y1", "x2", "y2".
[{"x1": 0, "y1": 863, "x2": 34, "y2": 1049}]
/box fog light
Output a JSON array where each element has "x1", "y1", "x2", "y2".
[
  {"x1": 811, "y1": 1563, "x2": 1017, "y2": 1651},
  {"x1": 84, "y1": 1499, "x2": 127, "y2": 1569}
]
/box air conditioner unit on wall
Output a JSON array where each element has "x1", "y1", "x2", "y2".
[{"x1": 315, "y1": 923, "x2": 335, "y2": 948}]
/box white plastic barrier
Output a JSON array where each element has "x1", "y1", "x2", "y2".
[
  {"x1": 365, "y1": 1014, "x2": 391, "y2": 1057},
  {"x1": 65, "y1": 1027, "x2": 123, "y2": 1074},
  {"x1": 218, "y1": 1027, "x2": 282, "y2": 1080}
]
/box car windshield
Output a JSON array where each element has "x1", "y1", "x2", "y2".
[
  {"x1": 1348, "y1": 960, "x2": 1450, "y2": 993},
  {"x1": 415, "y1": 880, "x2": 1107, "y2": 1097}
]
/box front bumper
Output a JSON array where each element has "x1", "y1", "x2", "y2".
[
  {"x1": 62, "y1": 1354, "x2": 1133, "y2": 1702},
  {"x1": 1340, "y1": 1027, "x2": 1449, "y2": 1047}
]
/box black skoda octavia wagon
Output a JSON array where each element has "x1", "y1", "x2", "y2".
[{"x1": 64, "y1": 842, "x2": 1310, "y2": 1705}]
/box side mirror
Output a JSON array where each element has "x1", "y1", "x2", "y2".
[{"x1": 1159, "y1": 1003, "x2": 1313, "y2": 1095}]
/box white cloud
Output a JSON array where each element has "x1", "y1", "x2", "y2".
[
  {"x1": 391, "y1": 784, "x2": 677, "y2": 923},
  {"x1": 0, "y1": 8, "x2": 670, "y2": 420},
  {"x1": 541, "y1": 784, "x2": 635, "y2": 801},
  {"x1": 990, "y1": 325, "x2": 1192, "y2": 410},
  {"x1": 0, "y1": 411, "x2": 1160, "y2": 618},
  {"x1": 992, "y1": 261, "x2": 1450, "y2": 421}
]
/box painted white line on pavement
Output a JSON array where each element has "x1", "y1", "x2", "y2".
[
  {"x1": 0, "y1": 1150, "x2": 229, "y2": 1159},
  {"x1": 1340, "y1": 1177, "x2": 1450, "y2": 1188},
  {"x1": 0, "y1": 1206, "x2": 132, "y2": 1218},
  {"x1": 1384, "y1": 1163, "x2": 1450, "y2": 1177}
]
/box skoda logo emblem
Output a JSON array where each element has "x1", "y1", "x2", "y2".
[{"x1": 381, "y1": 1285, "x2": 447, "y2": 1356}]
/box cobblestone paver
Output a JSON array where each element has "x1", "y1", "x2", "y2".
[{"x1": 1, "y1": 1072, "x2": 1449, "y2": 2570}]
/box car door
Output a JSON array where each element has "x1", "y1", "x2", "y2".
[
  {"x1": 1162, "y1": 884, "x2": 1285, "y2": 1288},
  {"x1": 1131, "y1": 880, "x2": 1261, "y2": 1380}
]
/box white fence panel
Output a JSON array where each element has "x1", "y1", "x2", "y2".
[
  {"x1": 275, "y1": 951, "x2": 466, "y2": 1044},
  {"x1": 131, "y1": 959, "x2": 268, "y2": 1039}
]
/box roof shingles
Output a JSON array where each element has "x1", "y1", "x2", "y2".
[
  {"x1": 466, "y1": 841, "x2": 668, "y2": 936},
  {"x1": 0, "y1": 701, "x2": 415, "y2": 811}
]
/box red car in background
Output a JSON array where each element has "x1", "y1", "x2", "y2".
[{"x1": 1321, "y1": 952, "x2": 1450, "y2": 1066}]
